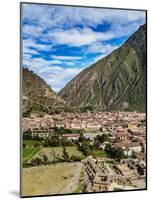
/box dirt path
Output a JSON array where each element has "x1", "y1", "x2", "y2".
[{"x1": 58, "y1": 162, "x2": 82, "y2": 194}]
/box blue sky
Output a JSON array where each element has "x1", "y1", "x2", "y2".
[{"x1": 22, "y1": 4, "x2": 145, "y2": 92}]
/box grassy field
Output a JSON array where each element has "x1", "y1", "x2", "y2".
[
  {"x1": 92, "y1": 150, "x2": 108, "y2": 158},
  {"x1": 22, "y1": 162, "x2": 82, "y2": 196},
  {"x1": 23, "y1": 146, "x2": 42, "y2": 166},
  {"x1": 23, "y1": 148, "x2": 35, "y2": 158},
  {"x1": 31, "y1": 146, "x2": 84, "y2": 162},
  {"x1": 23, "y1": 140, "x2": 43, "y2": 147}
]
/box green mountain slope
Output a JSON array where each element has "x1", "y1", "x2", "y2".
[
  {"x1": 58, "y1": 24, "x2": 146, "y2": 112},
  {"x1": 22, "y1": 68, "x2": 65, "y2": 113}
]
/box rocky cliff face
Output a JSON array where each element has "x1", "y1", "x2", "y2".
[
  {"x1": 59, "y1": 24, "x2": 146, "y2": 112},
  {"x1": 22, "y1": 68, "x2": 65, "y2": 112}
]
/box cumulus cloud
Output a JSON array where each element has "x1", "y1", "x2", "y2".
[
  {"x1": 23, "y1": 56, "x2": 62, "y2": 69},
  {"x1": 51, "y1": 55, "x2": 82, "y2": 60},
  {"x1": 23, "y1": 55, "x2": 84, "y2": 92},
  {"x1": 22, "y1": 3, "x2": 146, "y2": 91},
  {"x1": 23, "y1": 38, "x2": 53, "y2": 52},
  {"x1": 23, "y1": 4, "x2": 145, "y2": 31},
  {"x1": 44, "y1": 66, "x2": 85, "y2": 92},
  {"x1": 85, "y1": 42, "x2": 119, "y2": 54},
  {"x1": 46, "y1": 28, "x2": 114, "y2": 47},
  {"x1": 22, "y1": 4, "x2": 145, "y2": 46},
  {"x1": 23, "y1": 24, "x2": 44, "y2": 38}
]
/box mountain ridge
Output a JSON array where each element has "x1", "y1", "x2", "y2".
[
  {"x1": 22, "y1": 68, "x2": 65, "y2": 113},
  {"x1": 58, "y1": 24, "x2": 146, "y2": 112}
]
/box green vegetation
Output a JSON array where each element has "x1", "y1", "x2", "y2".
[
  {"x1": 23, "y1": 147, "x2": 35, "y2": 158},
  {"x1": 78, "y1": 140, "x2": 93, "y2": 156},
  {"x1": 23, "y1": 146, "x2": 42, "y2": 167},
  {"x1": 23, "y1": 130, "x2": 124, "y2": 166},
  {"x1": 93, "y1": 134, "x2": 109, "y2": 149},
  {"x1": 59, "y1": 24, "x2": 146, "y2": 112},
  {"x1": 105, "y1": 144, "x2": 125, "y2": 161},
  {"x1": 28, "y1": 146, "x2": 85, "y2": 166},
  {"x1": 62, "y1": 146, "x2": 70, "y2": 162},
  {"x1": 23, "y1": 140, "x2": 42, "y2": 147},
  {"x1": 113, "y1": 188, "x2": 124, "y2": 191},
  {"x1": 92, "y1": 150, "x2": 108, "y2": 158},
  {"x1": 75, "y1": 170, "x2": 85, "y2": 193},
  {"x1": 54, "y1": 127, "x2": 83, "y2": 135},
  {"x1": 23, "y1": 130, "x2": 43, "y2": 141},
  {"x1": 23, "y1": 109, "x2": 31, "y2": 117},
  {"x1": 75, "y1": 184, "x2": 84, "y2": 193},
  {"x1": 23, "y1": 67, "x2": 65, "y2": 114}
]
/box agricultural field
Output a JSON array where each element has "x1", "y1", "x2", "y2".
[
  {"x1": 92, "y1": 150, "x2": 109, "y2": 158},
  {"x1": 23, "y1": 140, "x2": 43, "y2": 147},
  {"x1": 22, "y1": 162, "x2": 82, "y2": 196},
  {"x1": 23, "y1": 147, "x2": 35, "y2": 158},
  {"x1": 23, "y1": 142, "x2": 42, "y2": 166},
  {"x1": 30, "y1": 146, "x2": 84, "y2": 163}
]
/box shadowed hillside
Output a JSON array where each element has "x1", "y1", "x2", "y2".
[{"x1": 23, "y1": 68, "x2": 65, "y2": 113}]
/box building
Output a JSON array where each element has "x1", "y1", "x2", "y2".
[
  {"x1": 115, "y1": 141, "x2": 142, "y2": 156},
  {"x1": 61, "y1": 133, "x2": 80, "y2": 140},
  {"x1": 128, "y1": 123, "x2": 137, "y2": 129},
  {"x1": 116, "y1": 132, "x2": 129, "y2": 141},
  {"x1": 82, "y1": 156, "x2": 110, "y2": 192}
]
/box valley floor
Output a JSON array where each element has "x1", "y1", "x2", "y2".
[{"x1": 22, "y1": 162, "x2": 82, "y2": 196}]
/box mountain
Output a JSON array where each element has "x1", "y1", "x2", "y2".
[
  {"x1": 59, "y1": 24, "x2": 146, "y2": 112},
  {"x1": 22, "y1": 68, "x2": 65, "y2": 113}
]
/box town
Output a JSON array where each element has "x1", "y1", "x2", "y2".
[{"x1": 22, "y1": 111, "x2": 146, "y2": 195}]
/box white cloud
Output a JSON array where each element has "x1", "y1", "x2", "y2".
[
  {"x1": 23, "y1": 57, "x2": 85, "y2": 92},
  {"x1": 83, "y1": 42, "x2": 120, "y2": 62},
  {"x1": 23, "y1": 46, "x2": 38, "y2": 55},
  {"x1": 23, "y1": 55, "x2": 85, "y2": 92},
  {"x1": 23, "y1": 4, "x2": 145, "y2": 47},
  {"x1": 23, "y1": 39, "x2": 53, "y2": 52},
  {"x1": 44, "y1": 66, "x2": 85, "y2": 92},
  {"x1": 22, "y1": 4, "x2": 146, "y2": 91},
  {"x1": 85, "y1": 42, "x2": 119, "y2": 54},
  {"x1": 23, "y1": 24, "x2": 43, "y2": 38},
  {"x1": 46, "y1": 28, "x2": 114, "y2": 47},
  {"x1": 51, "y1": 55, "x2": 82, "y2": 60},
  {"x1": 23, "y1": 4, "x2": 145, "y2": 30},
  {"x1": 49, "y1": 60, "x2": 62, "y2": 64},
  {"x1": 23, "y1": 57, "x2": 61, "y2": 69}
]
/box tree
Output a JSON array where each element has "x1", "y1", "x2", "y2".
[
  {"x1": 33, "y1": 143, "x2": 39, "y2": 148},
  {"x1": 23, "y1": 143, "x2": 26, "y2": 148},
  {"x1": 78, "y1": 132, "x2": 85, "y2": 143},
  {"x1": 93, "y1": 140, "x2": 101, "y2": 150},
  {"x1": 23, "y1": 109, "x2": 31, "y2": 117},
  {"x1": 51, "y1": 149, "x2": 57, "y2": 163},
  {"x1": 105, "y1": 144, "x2": 124, "y2": 161},
  {"x1": 99, "y1": 134, "x2": 109, "y2": 143},
  {"x1": 31, "y1": 157, "x2": 42, "y2": 166},
  {"x1": 105, "y1": 143, "x2": 112, "y2": 153},
  {"x1": 45, "y1": 135, "x2": 60, "y2": 147},
  {"x1": 80, "y1": 141, "x2": 92, "y2": 156},
  {"x1": 132, "y1": 150, "x2": 137, "y2": 159},
  {"x1": 114, "y1": 148, "x2": 125, "y2": 161},
  {"x1": 94, "y1": 134, "x2": 109, "y2": 148},
  {"x1": 62, "y1": 146, "x2": 70, "y2": 162},
  {"x1": 70, "y1": 155, "x2": 84, "y2": 161},
  {"x1": 61, "y1": 138, "x2": 73, "y2": 146},
  {"x1": 43, "y1": 154, "x2": 48, "y2": 164},
  {"x1": 23, "y1": 129, "x2": 32, "y2": 140}
]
